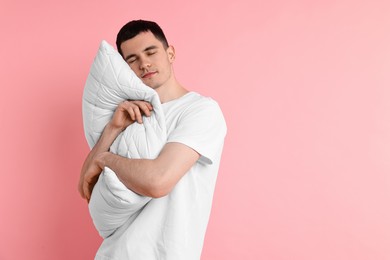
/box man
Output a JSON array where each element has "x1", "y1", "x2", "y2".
[{"x1": 79, "y1": 20, "x2": 227, "y2": 259}]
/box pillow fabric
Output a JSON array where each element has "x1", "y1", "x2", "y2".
[{"x1": 82, "y1": 40, "x2": 166, "y2": 238}]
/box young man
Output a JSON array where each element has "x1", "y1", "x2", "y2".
[{"x1": 79, "y1": 20, "x2": 227, "y2": 259}]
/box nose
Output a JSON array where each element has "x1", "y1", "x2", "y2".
[{"x1": 139, "y1": 57, "x2": 151, "y2": 70}]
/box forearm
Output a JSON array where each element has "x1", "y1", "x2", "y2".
[
  {"x1": 88, "y1": 124, "x2": 123, "y2": 157},
  {"x1": 97, "y1": 143, "x2": 200, "y2": 198},
  {"x1": 98, "y1": 152, "x2": 165, "y2": 198},
  {"x1": 79, "y1": 123, "x2": 124, "y2": 200},
  {"x1": 79, "y1": 100, "x2": 153, "y2": 201}
]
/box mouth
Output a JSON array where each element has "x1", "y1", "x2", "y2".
[{"x1": 141, "y1": 71, "x2": 157, "y2": 79}]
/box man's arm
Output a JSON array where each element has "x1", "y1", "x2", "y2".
[
  {"x1": 78, "y1": 100, "x2": 153, "y2": 201},
  {"x1": 97, "y1": 142, "x2": 200, "y2": 198},
  {"x1": 79, "y1": 100, "x2": 200, "y2": 201},
  {"x1": 78, "y1": 123, "x2": 122, "y2": 201}
]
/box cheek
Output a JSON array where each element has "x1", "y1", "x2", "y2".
[{"x1": 129, "y1": 63, "x2": 140, "y2": 74}]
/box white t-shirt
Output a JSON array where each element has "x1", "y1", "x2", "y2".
[{"x1": 95, "y1": 92, "x2": 227, "y2": 260}]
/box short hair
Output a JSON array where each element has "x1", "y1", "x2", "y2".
[{"x1": 116, "y1": 20, "x2": 169, "y2": 57}]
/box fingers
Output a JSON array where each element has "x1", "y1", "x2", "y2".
[
  {"x1": 82, "y1": 174, "x2": 95, "y2": 202},
  {"x1": 78, "y1": 172, "x2": 87, "y2": 199},
  {"x1": 78, "y1": 175, "x2": 89, "y2": 201},
  {"x1": 83, "y1": 181, "x2": 91, "y2": 202},
  {"x1": 78, "y1": 182, "x2": 86, "y2": 199},
  {"x1": 121, "y1": 100, "x2": 153, "y2": 124}
]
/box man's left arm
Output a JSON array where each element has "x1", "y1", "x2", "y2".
[{"x1": 96, "y1": 142, "x2": 200, "y2": 198}]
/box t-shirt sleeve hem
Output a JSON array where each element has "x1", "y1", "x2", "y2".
[{"x1": 166, "y1": 139, "x2": 214, "y2": 165}]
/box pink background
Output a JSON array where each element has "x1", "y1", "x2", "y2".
[{"x1": 1, "y1": 0, "x2": 390, "y2": 259}]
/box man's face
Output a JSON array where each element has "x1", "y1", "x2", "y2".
[{"x1": 120, "y1": 31, "x2": 175, "y2": 90}]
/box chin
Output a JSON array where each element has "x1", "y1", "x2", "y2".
[{"x1": 145, "y1": 82, "x2": 161, "y2": 90}]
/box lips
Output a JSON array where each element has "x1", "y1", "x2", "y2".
[{"x1": 142, "y1": 71, "x2": 157, "y2": 79}]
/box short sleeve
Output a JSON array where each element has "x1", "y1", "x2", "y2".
[{"x1": 166, "y1": 98, "x2": 227, "y2": 164}]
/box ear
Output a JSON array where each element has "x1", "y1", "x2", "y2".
[{"x1": 167, "y1": 45, "x2": 175, "y2": 63}]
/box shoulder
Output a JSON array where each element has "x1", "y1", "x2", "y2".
[
  {"x1": 173, "y1": 92, "x2": 227, "y2": 138},
  {"x1": 166, "y1": 92, "x2": 227, "y2": 164},
  {"x1": 180, "y1": 92, "x2": 224, "y2": 118}
]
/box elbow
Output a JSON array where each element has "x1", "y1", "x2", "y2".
[
  {"x1": 145, "y1": 170, "x2": 175, "y2": 199},
  {"x1": 147, "y1": 181, "x2": 173, "y2": 199}
]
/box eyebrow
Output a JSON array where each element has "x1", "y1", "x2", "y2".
[{"x1": 124, "y1": 45, "x2": 158, "y2": 62}]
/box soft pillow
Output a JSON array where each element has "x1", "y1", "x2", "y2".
[
  {"x1": 83, "y1": 40, "x2": 165, "y2": 148},
  {"x1": 82, "y1": 40, "x2": 167, "y2": 238}
]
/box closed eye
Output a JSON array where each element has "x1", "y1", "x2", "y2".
[
  {"x1": 125, "y1": 54, "x2": 137, "y2": 64},
  {"x1": 144, "y1": 45, "x2": 158, "y2": 56},
  {"x1": 127, "y1": 57, "x2": 137, "y2": 64},
  {"x1": 146, "y1": 51, "x2": 157, "y2": 56}
]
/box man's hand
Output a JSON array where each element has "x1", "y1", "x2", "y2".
[
  {"x1": 78, "y1": 152, "x2": 106, "y2": 202},
  {"x1": 109, "y1": 100, "x2": 153, "y2": 130},
  {"x1": 78, "y1": 100, "x2": 153, "y2": 202}
]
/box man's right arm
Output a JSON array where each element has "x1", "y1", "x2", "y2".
[{"x1": 78, "y1": 100, "x2": 153, "y2": 202}]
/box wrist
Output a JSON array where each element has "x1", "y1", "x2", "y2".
[
  {"x1": 106, "y1": 122, "x2": 126, "y2": 134},
  {"x1": 95, "y1": 152, "x2": 110, "y2": 169}
]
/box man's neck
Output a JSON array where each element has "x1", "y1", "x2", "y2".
[{"x1": 156, "y1": 81, "x2": 188, "y2": 104}]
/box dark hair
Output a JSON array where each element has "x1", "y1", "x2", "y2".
[{"x1": 116, "y1": 20, "x2": 169, "y2": 57}]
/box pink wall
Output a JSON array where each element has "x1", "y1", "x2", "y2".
[{"x1": 1, "y1": 0, "x2": 390, "y2": 259}]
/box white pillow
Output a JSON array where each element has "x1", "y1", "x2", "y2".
[
  {"x1": 82, "y1": 40, "x2": 167, "y2": 238},
  {"x1": 82, "y1": 40, "x2": 165, "y2": 148}
]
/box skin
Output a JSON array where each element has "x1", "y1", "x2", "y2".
[{"x1": 78, "y1": 31, "x2": 200, "y2": 201}]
